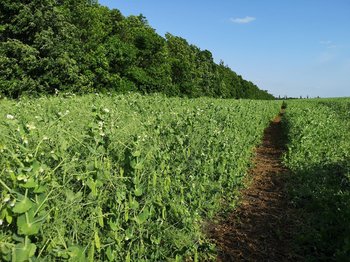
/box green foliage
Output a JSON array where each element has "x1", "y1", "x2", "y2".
[
  {"x1": 0, "y1": 93, "x2": 280, "y2": 260},
  {"x1": 283, "y1": 98, "x2": 350, "y2": 261},
  {"x1": 0, "y1": 0, "x2": 92, "y2": 97},
  {"x1": 0, "y1": 39, "x2": 40, "y2": 97},
  {"x1": 0, "y1": 1, "x2": 274, "y2": 99}
]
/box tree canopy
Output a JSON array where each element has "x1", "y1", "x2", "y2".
[{"x1": 0, "y1": 0, "x2": 274, "y2": 99}]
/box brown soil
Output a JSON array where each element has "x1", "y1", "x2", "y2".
[{"x1": 209, "y1": 111, "x2": 298, "y2": 261}]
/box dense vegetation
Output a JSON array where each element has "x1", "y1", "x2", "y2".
[
  {"x1": 0, "y1": 0, "x2": 273, "y2": 99},
  {"x1": 283, "y1": 98, "x2": 350, "y2": 261},
  {"x1": 0, "y1": 94, "x2": 279, "y2": 261},
  {"x1": 3, "y1": 1, "x2": 349, "y2": 261}
]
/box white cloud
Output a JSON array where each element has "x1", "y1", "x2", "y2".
[
  {"x1": 320, "y1": 40, "x2": 338, "y2": 49},
  {"x1": 320, "y1": 40, "x2": 332, "y2": 45},
  {"x1": 327, "y1": 45, "x2": 338, "y2": 49},
  {"x1": 230, "y1": 16, "x2": 256, "y2": 24}
]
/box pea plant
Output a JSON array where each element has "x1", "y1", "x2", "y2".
[
  {"x1": 0, "y1": 94, "x2": 280, "y2": 261},
  {"x1": 282, "y1": 98, "x2": 350, "y2": 260}
]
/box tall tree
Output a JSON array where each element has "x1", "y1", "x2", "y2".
[{"x1": 0, "y1": 1, "x2": 274, "y2": 99}]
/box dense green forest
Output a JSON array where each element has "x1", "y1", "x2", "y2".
[{"x1": 0, "y1": 0, "x2": 274, "y2": 99}]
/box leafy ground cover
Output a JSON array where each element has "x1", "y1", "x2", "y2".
[
  {"x1": 282, "y1": 98, "x2": 350, "y2": 261},
  {"x1": 0, "y1": 93, "x2": 279, "y2": 261},
  {"x1": 210, "y1": 111, "x2": 297, "y2": 261}
]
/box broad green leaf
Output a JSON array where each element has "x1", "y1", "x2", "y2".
[
  {"x1": 34, "y1": 184, "x2": 47, "y2": 193},
  {"x1": 6, "y1": 212, "x2": 13, "y2": 224},
  {"x1": 134, "y1": 162, "x2": 143, "y2": 170},
  {"x1": 135, "y1": 208, "x2": 149, "y2": 224},
  {"x1": 129, "y1": 199, "x2": 139, "y2": 210},
  {"x1": 108, "y1": 220, "x2": 117, "y2": 231},
  {"x1": 106, "y1": 246, "x2": 115, "y2": 261},
  {"x1": 130, "y1": 160, "x2": 144, "y2": 170},
  {"x1": 17, "y1": 211, "x2": 42, "y2": 235},
  {"x1": 1, "y1": 208, "x2": 13, "y2": 224},
  {"x1": 67, "y1": 245, "x2": 86, "y2": 262},
  {"x1": 21, "y1": 178, "x2": 38, "y2": 188},
  {"x1": 86, "y1": 178, "x2": 97, "y2": 197},
  {"x1": 134, "y1": 187, "x2": 143, "y2": 197},
  {"x1": 13, "y1": 242, "x2": 36, "y2": 262},
  {"x1": 65, "y1": 189, "x2": 76, "y2": 202},
  {"x1": 0, "y1": 241, "x2": 11, "y2": 255},
  {"x1": 13, "y1": 197, "x2": 33, "y2": 214},
  {"x1": 87, "y1": 161, "x2": 95, "y2": 171},
  {"x1": 125, "y1": 228, "x2": 133, "y2": 240},
  {"x1": 31, "y1": 161, "x2": 41, "y2": 173},
  {"x1": 132, "y1": 151, "x2": 141, "y2": 157}
]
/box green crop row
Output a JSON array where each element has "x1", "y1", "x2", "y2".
[
  {"x1": 0, "y1": 94, "x2": 280, "y2": 261},
  {"x1": 282, "y1": 98, "x2": 350, "y2": 261}
]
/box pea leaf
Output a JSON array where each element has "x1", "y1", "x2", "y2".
[
  {"x1": 17, "y1": 211, "x2": 42, "y2": 235},
  {"x1": 13, "y1": 242, "x2": 36, "y2": 262},
  {"x1": 67, "y1": 245, "x2": 86, "y2": 262},
  {"x1": 135, "y1": 208, "x2": 149, "y2": 224},
  {"x1": 86, "y1": 178, "x2": 97, "y2": 197},
  {"x1": 21, "y1": 178, "x2": 38, "y2": 188},
  {"x1": 106, "y1": 246, "x2": 115, "y2": 261},
  {"x1": 132, "y1": 151, "x2": 141, "y2": 157},
  {"x1": 31, "y1": 160, "x2": 41, "y2": 173},
  {"x1": 125, "y1": 228, "x2": 133, "y2": 240},
  {"x1": 34, "y1": 184, "x2": 47, "y2": 193},
  {"x1": 13, "y1": 197, "x2": 33, "y2": 214},
  {"x1": 1, "y1": 208, "x2": 13, "y2": 224},
  {"x1": 134, "y1": 187, "x2": 143, "y2": 197},
  {"x1": 129, "y1": 199, "x2": 139, "y2": 210}
]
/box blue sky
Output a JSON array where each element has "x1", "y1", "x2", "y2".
[{"x1": 99, "y1": 0, "x2": 350, "y2": 98}]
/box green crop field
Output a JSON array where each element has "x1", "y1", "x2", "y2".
[
  {"x1": 0, "y1": 94, "x2": 280, "y2": 261},
  {"x1": 1, "y1": 1, "x2": 349, "y2": 261},
  {"x1": 1, "y1": 95, "x2": 349, "y2": 261},
  {"x1": 282, "y1": 98, "x2": 350, "y2": 260}
]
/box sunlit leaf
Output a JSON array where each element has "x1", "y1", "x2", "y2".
[
  {"x1": 134, "y1": 187, "x2": 143, "y2": 197},
  {"x1": 67, "y1": 245, "x2": 86, "y2": 262},
  {"x1": 13, "y1": 242, "x2": 36, "y2": 262},
  {"x1": 135, "y1": 208, "x2": 149, "y2": 224},
  {"x1": 17, "y1": 210, "x2": 42, "y2": 235},
  {"x1": 13, "y1": 197, "x2": 33, "y2": 214}
]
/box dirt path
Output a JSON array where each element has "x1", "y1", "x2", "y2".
[{"x1": 209, "y1": 111, "x2": 297, "y2": 261}]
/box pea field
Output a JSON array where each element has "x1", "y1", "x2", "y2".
[
  {"x1": 0, "y1": 94, "x2": 280, "y2": 261},
  {"x1": 282, "y1": 98, "x2": 350, "y2": 260},
  {"x1": 0, "y1": 94, "x2": 349, "y2": 261}
]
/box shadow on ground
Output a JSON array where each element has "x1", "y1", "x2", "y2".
[{"x1": 286, "y1": 159, "x2": 350, "y2": 261}]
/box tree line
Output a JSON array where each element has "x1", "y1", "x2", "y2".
[{"x1": 0, "y1": 0, "x2": 274, "y2": 99}]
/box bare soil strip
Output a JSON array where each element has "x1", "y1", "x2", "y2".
[{"x1": 209, "y1": 111, "x2": 297, "y2": 261}]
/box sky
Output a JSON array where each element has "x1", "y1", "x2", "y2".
[{"x1": 99, "y1": 0, "x2": 350, "y2": 98}]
